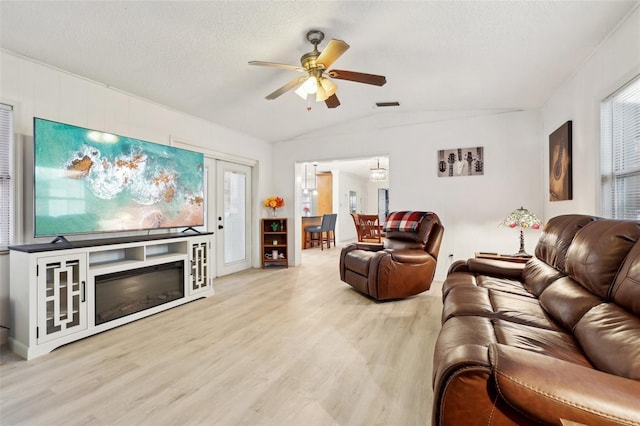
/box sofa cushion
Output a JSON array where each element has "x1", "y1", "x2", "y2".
[
  {"x1": 611, "y1": 239, "x2": 640, "y2": 316},
  {"x1": 443, "y1": 286, "x2": 561, "y2": 331},
  {"x1": 343, "y1": 249, "x2": 376, "y2": 276},
  {"x1": 539, "y1": 276, "x2": 604, "y2": 332},
  {"x1": 493, "y1": 319, "x2": 592, "y2": 368},
  {"x1": 475, "y1": 274, "x2": 534, "y2": 298},
  {"x1": 565, "y1": 219, "x2": 640, "y2": 299},
  {"x1": 574, "y1": 303, "x2": 640, "y2": 380},
  {"x1": 522, "y1": 257, "x2": 565, "y2": 296},
  {"x1": 534, "y1": 214, "x2": 599, "y2": 272}
]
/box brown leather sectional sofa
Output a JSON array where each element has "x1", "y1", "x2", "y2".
[{"x1": 432, "y1": 214, "x2": 640, "y2": 425}]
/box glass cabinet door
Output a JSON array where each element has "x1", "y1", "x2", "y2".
[{"x1": 37, "y1": 254, "x2": 87, "y2": 343}]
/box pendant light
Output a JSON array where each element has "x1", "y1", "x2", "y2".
[
  {"x1": 369, "y1": 158, "x2": 387, "y2": 181},
  {"x1": 302, "y1": 164, "x2": 309, "y2": 194},
  {"x1": 313, "y1": 163, "x2": 318, "y2": 195}
]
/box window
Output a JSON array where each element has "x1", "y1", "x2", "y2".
[
  {"x1": 0, "y1": 104, "x2": 13, "y2": 249},
  {"x1": 601, "y1": 75, "x2": 640, "y2": 219}
]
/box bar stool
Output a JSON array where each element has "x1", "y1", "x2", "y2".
[{"x1": 305, "y1": 214, "x2": 333, "y2": 250}]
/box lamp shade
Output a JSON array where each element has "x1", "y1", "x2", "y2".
[
  {"x1": 502, "y1": 207, "x2": 542, "y2": 229},
  {"x1": 295, "y1": 76, "x2": 319, "y2": 99},
  {"x1": 501, "y1": 207, "x2": 542, "y2": 257},
  {"x1": 316, "y1": 77, "x2": 337, "y2": 102}
]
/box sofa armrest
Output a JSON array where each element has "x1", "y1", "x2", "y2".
[
  {"x1": 490, "y1": 344, "x2": 640, "y2": 426},
  {"x1": 447, "y1": 259, "x2": 471, "y2": 274},
  {"x1": 466, "y1": 258, "x2": 525, "y2": 280}
]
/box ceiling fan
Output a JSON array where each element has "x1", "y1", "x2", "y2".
[{"x1": 248, "y1": 30, "x2": 387, "y2": 109}]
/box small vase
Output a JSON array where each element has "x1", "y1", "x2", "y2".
[{"x1": 270, "y1": 208, "x2": 278, "y2": 217}]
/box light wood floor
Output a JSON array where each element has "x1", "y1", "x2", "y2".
[{"x1": 1, "y1": 244, "x2": 443, "y2": 426}]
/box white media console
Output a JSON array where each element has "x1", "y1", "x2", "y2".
[{"x1": 9, "y1": 232, "x2": 214, "y2": 360}]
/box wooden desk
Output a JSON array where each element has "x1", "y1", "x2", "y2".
[
  {"x1": 475, "y1": 252, "x2": 531, "y2": 263},
  {"x1": 301, "y1": 216, "x2": 322, "y2": 249}
]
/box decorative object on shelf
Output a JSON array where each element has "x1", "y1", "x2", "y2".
[
  {"x1": 303, "y1": 206, "x2": 311, "y2": 217},
  {"x1": 437, "y1": 146, "x2": 484, "y2": 177},
  {"x1": 501, "y1": 206, "x2": 542, "y2": 257},
  {"x1": 270, "y1": 221, "x2": 280, "y2": 232},
  {"x1": 264, "y1": 196, "x2": 285, "y2": 217},
  {"x1": 369, "y1": 158, "x2": 387, "y2": 181},
  {"x1": 549, "y1": 120, "x2": 572, "y2": 201}
]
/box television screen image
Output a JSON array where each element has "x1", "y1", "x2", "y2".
[{"x1": 34, "y1": 118, "x2": 204, "y2": 237}]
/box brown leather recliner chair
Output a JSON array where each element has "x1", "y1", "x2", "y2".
[{"x1": 340, "y1": 211, "x2": 444, "y2": 300}]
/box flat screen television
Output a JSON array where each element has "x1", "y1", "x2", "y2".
[{"x1": 34, "y1": 118, "x2": 205, "y2": 238}]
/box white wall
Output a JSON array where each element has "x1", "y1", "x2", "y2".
[
  {"x1": 541, "y1": 6, "x2": 640, "y2": 218},
  {"x1": 0, "y1": 51, "x2": 273, "y2": 341},
  {"x1": 274, "y1": 109, "x2": 544, "y2": 281},
  {"x1": 334, "y1": 169, "x2": 366, "y2": 242}
]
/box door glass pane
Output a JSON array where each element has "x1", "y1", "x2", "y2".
[{"x1": 224, "y1": 170, "x2": 246, "y2": 263}]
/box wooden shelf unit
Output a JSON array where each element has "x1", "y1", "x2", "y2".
[{"x1": 261, "y1": 218, "x2": 288, "y2": 268}]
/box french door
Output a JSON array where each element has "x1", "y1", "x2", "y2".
[{"x1": 214, "y1": 160, "x2": 252, "y2": 276}]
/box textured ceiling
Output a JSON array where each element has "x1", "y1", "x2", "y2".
[{"x1": 1, "y1": 1, "x2": 637, "y2": 143}]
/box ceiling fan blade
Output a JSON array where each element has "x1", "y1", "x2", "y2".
[
  {"x1": 316, "y1": 39, "x2": 350, "y2": 69},
  {"x1": 325, "y1": 94, "x2": 341, "y2": 109},
  {"x1": 327, "y1": 70, "x2": 387, "y2": 86},
  {"x1": 265, "y1": 77, "x2": 305, "y2": 100},
  {"x1": 248, "y1": 61, "x2": 304, "y2": 72}
]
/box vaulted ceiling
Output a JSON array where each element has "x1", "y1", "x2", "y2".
[{"x1": 1, "y1": 1, "x2": 637, "y2": 143}]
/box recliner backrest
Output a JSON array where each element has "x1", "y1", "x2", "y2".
[
  {"x1": 383, "y1": 211, "x2": 441, "y2": 251},
  {"x1": 534, "y1": 214, "x2": 599, "y2": 273},
  {"x1": 564, "y1": 219, "x2": 640, "y2": 299}
]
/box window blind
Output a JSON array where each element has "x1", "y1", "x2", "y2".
[
  {"x1": 601, "y1": 75, "x2": 640, "y2": 220},
  {"x1": 0, "y1": 104, "x2": 13, "y2": 249}
]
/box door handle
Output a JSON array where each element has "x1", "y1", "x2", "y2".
[{"x1": 218, "y1": 225, "x2": 224, "y2": 229}]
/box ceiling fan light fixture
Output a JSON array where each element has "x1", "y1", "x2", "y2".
[
  {"x1": 321, "y1": 77, "x2": 337, "y2": 96},
  {"x1": 295, "y1": 76, "x2": 319, "y2": 99},
  {"x1": 314, "y1": 77, "x2": 337, "y2": 102},
  {"x1": 316, "y1": 85, "x2": 327, "y2": 102},
  {"x1": 249, "y1": 30, "x2": 386, "y2": 109},
  {"x1": 303, "y1": 76, "x2": 318, "y2": 94}
]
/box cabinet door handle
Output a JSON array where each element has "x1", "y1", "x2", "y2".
[
  {"x1": 81, "y1": 281, "x2": 86, "y2": 303},
  {"x1": 218, "y1": 225, "x2": 224, "y2": 229}
]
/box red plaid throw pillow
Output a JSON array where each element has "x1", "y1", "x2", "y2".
[{"x1": 383, "y1": 211, "x2": 433, "y2": 233}]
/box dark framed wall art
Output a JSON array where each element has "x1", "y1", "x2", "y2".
[
  {"x1": 438, "y1": 146, "x2": 484, "y2": 177},
  {"x1": 549, "y1": 120, "x2": 572, "y2": 201}
]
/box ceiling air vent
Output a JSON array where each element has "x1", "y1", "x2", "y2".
[{"x1": 375, "y1": 101, "x2": 400, "y2": 107}]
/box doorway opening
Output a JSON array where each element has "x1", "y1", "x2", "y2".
[{"x1": 296, "y1": 156, "x2": 389, "y2": 263}]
